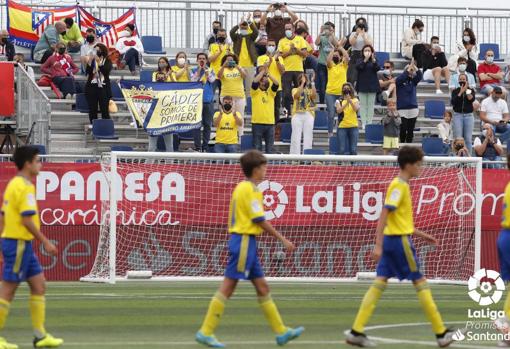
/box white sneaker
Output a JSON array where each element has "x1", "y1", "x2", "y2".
[
  {"x1": 435, "y1": 89, "x2": 444, "y2": 95},
  {"x1": 498, "y1": 341, "x2": 510, "y2": 347},
  {"x1": 437, "y1": 328, "x2": 465, "y2": 348},
  {"x1": 382, "y1": 90, "x2": 389, "y2": 101}
]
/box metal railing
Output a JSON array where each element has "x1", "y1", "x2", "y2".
[
  {"x1": 1, "y1": 1, "x2": 510, "y2": 54},
  {"x1": 15, "y1": 65, "x2": 51, "y2": 152}
]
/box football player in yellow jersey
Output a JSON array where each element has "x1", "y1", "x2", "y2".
[
  {"x1": 0, "y1": 147, "x2": 63, "y2": 348},
  {"x1": 494, "y1": 150, "x2": 510, "y2": 346},
  {"x1": 196, "y1": 150, "x2": 304, "y2": 348},
  {"x1": 346, "y1": 147, "x2": 458, "y2": 348}
]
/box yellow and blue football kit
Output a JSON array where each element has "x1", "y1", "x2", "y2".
[
  {"x1": 1, "y1": 176, "x2": 43, "y2": 283},
  {"x1": 498, "y1": 183, "x2": 510, "y2": 282},
  {"x1": 225, "y1": 181, "x2": 266, "y2": 280},
  {"x1": 352, "y1": 176, "x2": 446, "y2": 337},
  {"x1": 376, "y1": 177, "x2": 422, "y2": 281}
]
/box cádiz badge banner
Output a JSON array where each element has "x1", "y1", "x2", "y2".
[{"x1": 120, "y1": 81, "x2": 203, "y2": 136}]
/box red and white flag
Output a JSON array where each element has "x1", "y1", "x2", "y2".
[
  {"x1": 78, "y1": 7, "x2": 136, "y2": 48},
  {"x1": 32, "y1": 6, "x2": 77, "y2": 37}
]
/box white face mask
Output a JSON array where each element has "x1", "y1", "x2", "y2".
[
  {"x1": 239, "y1": 29, "x2": 248, "y2": 36},
  {"x1": 482, "y1": 129, "x2": 488, "y2": 137},
  {"x1": 266, "y1": 46, "x2": 276, "y2": 54},
  {"x1": 254, "y1": 18, "x2": 261, "y2": 23},
  {"x1": 285, "y1": 30, "x2": 293, "y2": 38},
  {"x1": 414, "y1": 29, "x2": 421, "y2": 35},
  {"x1": 458, "y1": 64, "x2": 467, "y2": 72},
  {"x1": 383, "y1": 69, "x2": 391, "y2": 76},
  {"x1": 274, "y1": 9, "x2": 282, "y2": 17},
  {"x1": 432, "y1": 43, "x2": 440, "y2": 50},
  {"x1": 463, "y1": 35, "x2": 471, "y2": 42},
  {"x1": 486, "y1": 56, "x2": 494, "y2": 63},
  {"x1": 177, "y1": 57, "x2": 186, "y2": 66}
]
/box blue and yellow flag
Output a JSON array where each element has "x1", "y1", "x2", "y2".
[{"x1": 120, "y1": 81, "x2": 204, "y2": 136}]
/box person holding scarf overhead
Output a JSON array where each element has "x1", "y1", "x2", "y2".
[{"x1": 85, "y1": 43, "x2": 112, "y2": 124}]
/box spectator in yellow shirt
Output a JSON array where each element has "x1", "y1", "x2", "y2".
[
  {"x1": 153, "y1": 57, "x2": 175, "y2": 82},
  {"x1": 61, "y1": 18, "x2": 83, "y2": 53},
  {"x1": 213, "y1": 96, "x2": 243, "y2": 153},
  {"x1": 172, "y1": 51, "x2": 191, "y2": 82},
  {"x1": 208, "y1": 29, "x2": 232, "y2": 99},
  {"x1": 256, "y1": 39, "x2": 285, "y2": 123},
  {"x1": 325, "y1": 46, "x2": 349, "y2": 137},
  {"x1": 336, "y1": 83, "x2": 360, "y2": 155},
  {"x1": 278, "y1": 22, "x2": 308, "y2": 117},
  {"x1": 290, "y1": 73, "x2": 316, "y2": 154}
]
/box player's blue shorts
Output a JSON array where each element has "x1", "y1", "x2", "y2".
[
  {"x1": 2, "y1": 239, "x2": 43, "y2": 283},
  {"x1": 225, "y1": 233, "x2": 264, "y2": 280},
  {"x1": 376, "y1": 235, "x2": 423, "y2": 281},
  {"x1": 497, "y1": 229, "x2": 510, "y2": 282}
]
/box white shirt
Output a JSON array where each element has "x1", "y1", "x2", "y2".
[
  {"x1": 437, "y1": 121, "x2": 453, "y2": 143},
  {"x1": 480, "y1": 97, "x2": 509, "y2": 123},
  {"x1": 80, "y1": 42, "x2": 97, "y2": 57},
  {"x1": 115, "y1": 36, "x2": 144, "y2": 55}
]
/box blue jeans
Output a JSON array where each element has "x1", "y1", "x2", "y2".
[
  {"x1": 316, "y1": 63, "x2": 328, "y2": 104},
  {"x1": 193, "y1": 102, "x2": 214, "y2": 151},
  {"x1": 495, "y1": 123, "x2": 510, "y2": 144},
  {"x1": 123, "y1": 48, "x2": 140, "y2": 72},
  {"x1": 325, "y1": 93, "x2": 340, "y2": 134},
  {"x1": 337, "y1": 127, "x2": 359, "y2": 155},
  {"x1": 452, "y1": 112, "x2": 474, "y2": 155},
  {"x1": 483, "y1": 156, "x2": 504, "y2": 169},
  {"x1": 214, "y1": 143, "x2": 238, "y2": 153},
  {"x1": 252, "y1": 124, "x2": 275, "y2": 154}
]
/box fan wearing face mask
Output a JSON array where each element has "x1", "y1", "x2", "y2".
[
  {"x1": 480, "y1": 87, "x2": 510, "y2": 144},
  {"x1": 0, "y1": 30, "x2": 15, "y2": 62},
  {"x1": 422, "y1": 36, "x2": 449, "y2": 94},
  {"x1": 40, "y1": 42, "x2": 79, "y2": 99},
  {"x1": 259, "y1": 3, "x2": 299, "y2": 44},
  {"x1": 450, "y1": 28, "x2": 478, "y2": 78},
  {"x1": 478, "y1": 49, "x2": 507, "y2": 97},
  {"x1": 355, "y1": 44, "x2": 380, "y2": 129},
  {"x1": 347, "y1": 17, "x2": 373, "y2": 84},
  {"x1": 451, "y1": 73, "x2": 476, "y2": 155},
  {"x1": 80, "y1": 28, "x2": 99, "y2": 73},
  {"x1": 325, "y1": 46, "x2": 349, "y2": 137},
  {"x1": 213, "y1": 96, "x2": 243, "y2": 153},
  {"x1": 85, "y1": 43, "x2": 113, "y2": 124},
  {"x1": 171, "y1": 52, "x2": 191, "y2": 82},
  {"x1": 401, "y1": 19, "x2": 426, "y2": 68},
  {"x1": 230, "y1": 16, "x2": 259, "y2": 97},
  {"x1": 33, "y1": 21, "x2": 67, "y2": 64},
  {"x1": 115, "y1": 24, "x2": 144, "y2": 75},
  {"x1": 449, "y1": 56, "x2": 476, "y2": 91},
  {"x1": 474, "y1": 124, "x2": 505, "y2": 168},
  {"x1": 203, "y1": 20, "x2": 223, "y2": 51},
  {"x1": 257, "y1": 39, "x2": 285, "y2": 123}
]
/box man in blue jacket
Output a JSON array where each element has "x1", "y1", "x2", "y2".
[{"x1": 396, "y1": 61, "x2": 423, "y2": 143}]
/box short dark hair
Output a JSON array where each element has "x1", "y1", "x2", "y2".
[
  {"x1": 13, "y1": 146, "x2": 39, "y2": 171},
  {"x1": 412, "y1": 19, "x2": 424, "y2": 29},
  {"x1": 240, "y1": 150, "x2": 267, "y2": 178},
  {"x1": 94, "y1": 43, "x2": 108, "y2": 58},
  {"x1": 64, "y1": 17, "x2": 74, "y2": 27},
  {"x1": 384, "y1": 60, "x2": 394, "y2": 68},
  {"x1": 324, "y1": 21, "x2": 335, "y2": 29},
  {"x1": 430, "y1": 36, "x2": 439, "y2": 42},
  {"x1": 86, "y1": 28, "x2": 95, "y2": 34},
  {"x1": 398, "y1": 146, "x2": 424, "y2": 170},
  {"x1": 125, "y1": 23, "x2": 135, "y2": 32},
  {"x1": 196, "y1": 52, "x2": 207, "y2": 60},
  {"x1": 213, "y1": 20, "x2": 221, "y2": 26},
  {"x1": 457, "y1": 56, "x2": 467, "y2": 64},
  {"x1": 217, "y1": 28, "x2": 227, "y2": 35}
]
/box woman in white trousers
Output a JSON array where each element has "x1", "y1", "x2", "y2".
[{"x1": 290, "y1": 73, "x2": 317, "y2": 154}]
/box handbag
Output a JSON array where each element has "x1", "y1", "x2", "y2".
[
  {"x1": 37, "y1": 75, "x2": 62, "y2": 99},
  {"x1": 108, "y1": 99, "x2": 118, "y2": 114}
]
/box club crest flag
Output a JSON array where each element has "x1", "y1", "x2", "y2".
[
  {"x1": 7, "y1": 0, "x2": 77, "y2": 47},
  {"x1": 120, "y1": 81, "x2": 203, "y2": 136},
  {"x1": 78, "y1": 7, "x2": 136, "y2": 47}
]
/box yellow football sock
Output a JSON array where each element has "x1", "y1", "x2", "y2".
[
  {"x1": 415, "y1": 281, "x2": 446, "y2": 335},
  {"x1": 504, "y1": 285, "x2": 510, "y2": 318},
  {"x1": 29, "y1": 295, "x2": 46, "y2": 339},
  {"x1": 258, "y1": 294, "x2": 287, "y2": 335},
  {"x1": 200, "y1": 291, "x2": 226, "y2": 336},
  {"x1": 0, "y1": 298, "x2": 10, "y2": 330},
  {"x1": 352, "y1": 279, "x2": 387, "y2": 333}
]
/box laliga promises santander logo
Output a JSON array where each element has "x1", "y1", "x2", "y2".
[
  {"x1": 468, "y1": 269, "x2": 505, "y2": 306},
  {"x1": 258, "y1": 180, "x2": 288, "y2": 220}
]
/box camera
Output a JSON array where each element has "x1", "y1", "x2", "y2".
[
  {"x1": 228, "y1": 61, "x2": 236, "y2": 68},
  {"x1": 455, "y1": 143, "x2": 464, "y2": 151},
  {"x1": 273, "y1": 2, "x2": 287, "y2": 9}
]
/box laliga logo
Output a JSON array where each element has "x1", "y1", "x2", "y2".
[
  {"x1": 468, "y1": 269, "x2": 505, "y2": 306},
  {"x1": 258, "y1": 180, "x2": 288, "y2": 220}
]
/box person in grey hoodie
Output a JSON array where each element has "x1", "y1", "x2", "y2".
[{"x1": 382, "y1": 98, "x2": 401, "y2": 154}]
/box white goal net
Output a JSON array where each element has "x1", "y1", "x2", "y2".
[{"x1": 81, "y1": 152, "x2": 482, "y2": 284}]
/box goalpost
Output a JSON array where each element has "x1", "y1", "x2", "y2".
[{"x1": 81, "y1": 152, "x2": 483, "y2": 284}]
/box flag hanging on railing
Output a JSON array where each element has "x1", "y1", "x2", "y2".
[
  {"x1": 78, "y1": 7, "x2": 136, "y2": 48},
  {"x1": 120, "y1": 81, "x2": 203, "y2": 136},
  {"x1": 6, "y1": 0, "x2": 78, "y2": 47}
]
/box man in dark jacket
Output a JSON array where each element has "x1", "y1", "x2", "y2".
[
  {"x1": 0, "y1": 30, "x2": 15, "y2": 61},
  {"x1": 422, "y1": 36, "x2": 450, "y2": 95},
  {"x1": 230, "y1": 18, "x2": 259, "y2": 97}
]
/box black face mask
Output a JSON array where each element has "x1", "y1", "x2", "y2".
[
  {"x1": 296, "y1": 28, "x2": 306, "y2": 35},
  {"x1": 61, "y1": 30, "x2": 66, "y2": 36},
  {"x1": 343, "y1": 89, "x2": 350, "y2": 95},
  {"x1": 332, "y1": 57, "x2": 340, "y2": 64},
  {"x1": 86, "y1": 35, "x2": 95, "y2": 43},
  {"x1": 58, "y1": 47, "x2": 66, "y2": 55},
  {"x1": 1, "y1": 38, "x2": 7, "y2": 44},
  {"x1": 213, "y1": 28, "x2": 219, "y2": 35},
  {"x1": 223, "y1": 103, "x2": 232, "y2": 112},
  {"x1": 96, "y1": 51, "x2": 103, "y2": 57},
  {"x1": 217, "y1": 37, "x2": 226, "y2": 43}
]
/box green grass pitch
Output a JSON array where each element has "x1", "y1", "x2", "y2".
[{"x1": 2, "y1": 281, "x2": 498, "y2": 348}]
